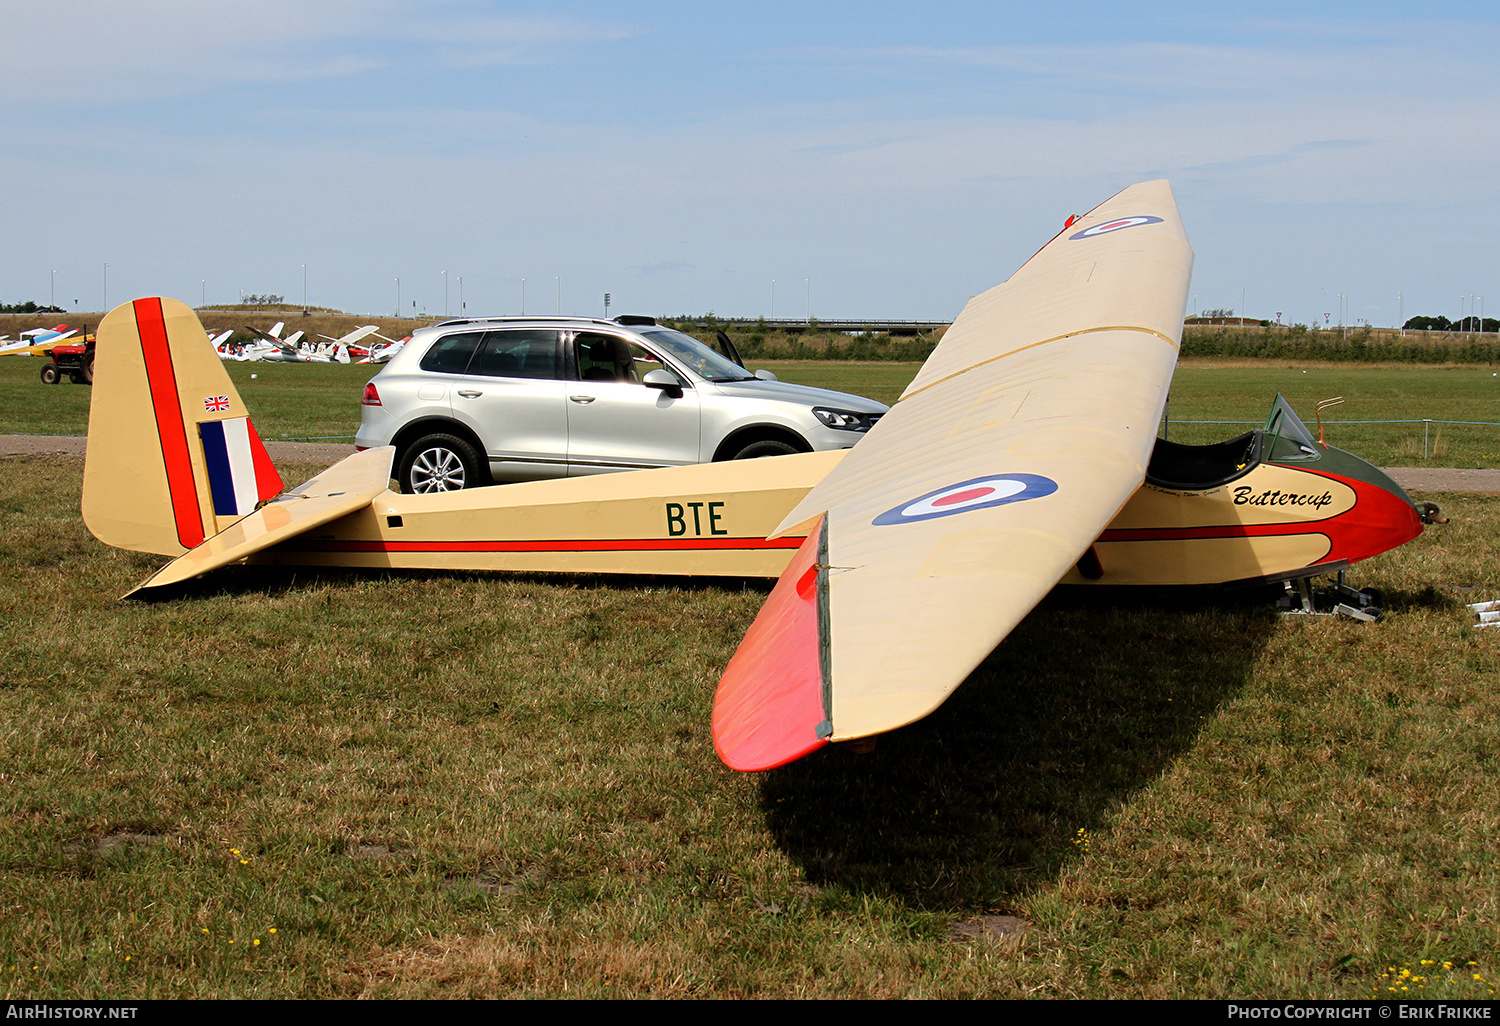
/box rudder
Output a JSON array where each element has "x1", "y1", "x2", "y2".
[{"x1": 82, "y1": 297, "x2": 283, "y2": 555}]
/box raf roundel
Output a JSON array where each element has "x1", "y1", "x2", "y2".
[
  {"x1": 873, "y1": 474, "x2": 1058, "y2": 525},
  {"x1": 1069, "y1": 215, "x2": 1163, "y2": 240}
]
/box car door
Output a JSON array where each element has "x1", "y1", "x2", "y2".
[
  {"x1": 564, "y1": 332, "x2": 701, "y2": 476},
  {"x1": 447, "y1": 328, "x2": 570, "y2": 481}
]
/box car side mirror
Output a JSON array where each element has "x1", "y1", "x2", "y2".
[
  {"x1": 753, "y1": 368, "x2": 778, "y2": 381},
  {"x1": 642, "y1": 368, "x2": 683, "y2": 398}
]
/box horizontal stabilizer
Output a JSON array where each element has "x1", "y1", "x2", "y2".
[{"x1": 126, "y1": 446, "x2": 395, "y2": 597}]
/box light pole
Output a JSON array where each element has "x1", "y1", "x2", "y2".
[
  {"x1": 459, "y1": 276, "x2": 464, "y2": 315},
  {"x1": 805, "y1": 278, "x2": 810, "y2": 322},
  {"x1": 521, "y1": 278, "x2": 526, "y2": 315},
  {"x1": 442, "y1": 270, "x2": 448, "y2": 317},
  {"x1": 1399, "y1": 291, "x2": 1404, "y2": 335},
  {"x1": 302, "y1": 263, "x2": 307, "y2": 313},
  {"x1": 770, "y1": 279, "x2": 775, "y2": 320},
  {"x1": 395, "y1": 278, "x2": 400, "y2": 318},
  {"x1": 201, "y1": 279, "x2": 206, "y2": 308},
  {"x1": 1241, "y1": 285, "x2": 1246, "y2": 323},
  {"x1": 51, "y1": 269, "x2": 56, "y2": 309}
]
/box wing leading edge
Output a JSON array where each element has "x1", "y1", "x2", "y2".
[{"x1": 712, "y1": 180, "x2": 1194, "y2": 770}]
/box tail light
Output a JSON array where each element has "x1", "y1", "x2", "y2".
[{"x1": 362, "y1": 382, "x2": 382, "y2": 406}]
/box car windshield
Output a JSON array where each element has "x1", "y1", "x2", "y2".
[{"x1": 638, "y1": 328, "x2": 755, "y2": 382}]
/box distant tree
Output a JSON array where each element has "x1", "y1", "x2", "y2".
[
  {"x1": 1404, "y1": 315, "x2": 1453, "y2": 330},
  {"x1": 0, "y1": 300, "x2": 64, "y2": 314}
]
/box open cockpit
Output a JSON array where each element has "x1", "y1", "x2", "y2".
[{"x1": 1145, "y1": 394, "x2": 1322, "y2": 490}]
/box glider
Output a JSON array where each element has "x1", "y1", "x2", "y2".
[{"x1": 76, "y1": 181, "x2": 1430, "y2": 771}]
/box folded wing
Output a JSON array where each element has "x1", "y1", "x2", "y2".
[{"x1": 712, "y1": 180, "x2": 1194, "y2": 770}]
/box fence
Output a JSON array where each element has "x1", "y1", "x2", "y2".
[{"x1": 1160, "y1": 418, "x2": 1500, "y2": 461}]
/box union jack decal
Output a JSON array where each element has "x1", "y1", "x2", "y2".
[{"x1": 204, "y1": 395, "x2": 231, "y2": 413}]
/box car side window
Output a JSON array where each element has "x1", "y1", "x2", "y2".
[
  {"x1": 472, "y1": 329, "x2": 560, "y2": 380},
  {"x1": 574, "y1": 333, "x2": 635, "y2": 383},
  {"x1": 419, "y1": 332, "x2": 484, "y2": 374},
  {"x1": 628, "y1": 342, "x2": 687, "y2": 386}
]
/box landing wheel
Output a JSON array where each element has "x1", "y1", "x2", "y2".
[{"x1": 398, "y1": 434, "x2": 483, "y2": 494}]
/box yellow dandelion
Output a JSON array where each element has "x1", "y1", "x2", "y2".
[{"x1": 253, "y1": 939, "x2": 260, "y2": 947}]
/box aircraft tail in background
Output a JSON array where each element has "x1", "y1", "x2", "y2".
[{"x1": 82, "y1": 297, "x2": 284, "y2": 556}]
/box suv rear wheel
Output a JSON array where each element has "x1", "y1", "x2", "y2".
[{"x1": 399, "y1": 434, "x2": 483, "y2": 493}]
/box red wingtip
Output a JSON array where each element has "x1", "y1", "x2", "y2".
[{"x1": 711, "y1": 520, "x2": 830, "y2": 772}]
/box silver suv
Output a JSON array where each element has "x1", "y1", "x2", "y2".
[{"x1": 355, "y1": 316, "x2": 888, "y2": 493}]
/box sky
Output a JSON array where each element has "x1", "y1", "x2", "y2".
[{"x1": 3, "y1": 1, "x2": 1497, "y2": 327}]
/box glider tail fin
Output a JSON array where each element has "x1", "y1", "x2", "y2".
[{"x1": 82, "y1": 297, "x2": 284, "y2": 556}]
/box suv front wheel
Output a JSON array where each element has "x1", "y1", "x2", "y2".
[
  {"x1": 399, "y1": 434, "x2": 483, "y2": 493},
  {"x1": 731, "y1": 439, "x2": 798, "y2": 459}
]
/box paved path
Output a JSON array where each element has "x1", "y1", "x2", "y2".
[
  {"x1": 1381, "y1": 467, "x2": 1500, "y2": 494},
  {"x1": 5, "y1": 435, "x2": 1500, "y2": 494}
]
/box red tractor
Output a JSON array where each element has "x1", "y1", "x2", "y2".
[{"x1": 40, "y1": 339, "x2": 94, "y2": 385}]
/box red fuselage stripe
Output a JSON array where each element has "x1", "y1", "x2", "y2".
[
  {"x1": 134, "y1": 298, "x2": 204, "y2": 549},
  {"x1": 1099, "y1": 523, "x2": 1329, "y2": 542},
  {"x1": 276, "y1": 536, "x2": 808, "y2": 554}
]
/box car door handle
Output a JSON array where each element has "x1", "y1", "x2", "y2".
[
  {"x1": 569, "y1": 395, "x2": 596, "y2": 404},
  {"x1": 456, "y1": 389, "x2": 482, "y2": 398}
]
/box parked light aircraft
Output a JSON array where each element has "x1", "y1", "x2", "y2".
[
  {"x1": 225, "y1": 324, "x2": 310, "y2": 362},
  {"x1": 79, "y1": 181, "x2": 1433, "y2": 772},
  {"x1": 318, "y1": 324, "x2": 381, "y2": 359},
  {"x1": 357, "y1": 333, "x2": 410, "y2": 364},
  {"x1": 1, "y1": 325, "x2": 77, "y2": 355}
]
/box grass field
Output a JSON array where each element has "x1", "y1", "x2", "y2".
[
  {"x1": 4, "y1": 355, "x2": 1500, "y2": 468},
  {"x1": 1, "y1": 452, "x2": 1498, "y2": 998}
]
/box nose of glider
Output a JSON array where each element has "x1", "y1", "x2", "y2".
[{"x1": 1315, "y1": 447, "x2": 1425, "y2": 565}]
